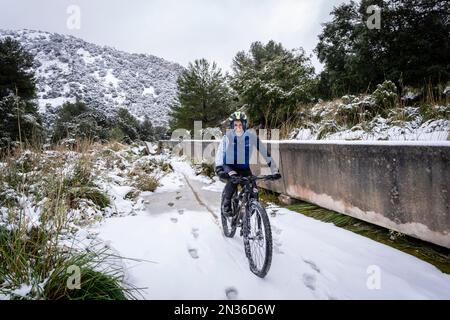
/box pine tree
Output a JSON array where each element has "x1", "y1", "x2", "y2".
[
  {"x1": 51, "y1": 101, "x2": 111, "y2": 142},
  {"x1": 0, "y1": 37, "x2": 42, "y2": 149},
  {"x1": 112, "y1": 108, "x2": 140, "y2": 142},
  {"x1": 169, "y1": 59, "x2": 234, "y2": 132},
  {"x1": 315, "y1": 0, "x2": 449, "y2": 97},
  {"x1": 139, "y1": 116, "x2": 155, "y2": 141},
  {"x1": 231, "y1": 41, "x2": 317, "y2": 127},
  {"x1": 0, "y1": 37, "x2": 36, "y2": 100}
]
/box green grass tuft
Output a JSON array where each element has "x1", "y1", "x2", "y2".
[
  {"x1": 67, "y1": 187, "x2": 111, "y2": 209},
  {"x1": 44, "y1": 260, "x2": 127, "y2": 300},
  {"x1": 133, "y1": 175, "x2": 159, "y2": 192}
]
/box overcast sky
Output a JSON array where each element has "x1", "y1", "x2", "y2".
[{"x1": 0, "y1": 0, "x2": 350, "y2": 73}]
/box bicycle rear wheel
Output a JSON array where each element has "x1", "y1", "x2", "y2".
[{"x1": 243, "y1": 200, "x2": 273, "y2": 278}]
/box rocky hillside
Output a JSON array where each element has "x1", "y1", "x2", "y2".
[{"x1": 0, "y1": 29, "x2": 185, "y2": 127}]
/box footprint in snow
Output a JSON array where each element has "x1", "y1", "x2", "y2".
[
  {"x1": 170, "y1": 217, "x2": 178, "y2": 223},
  {"x1": 302, "y1": 273, "x2": 316, "y2": 291},
  {"x1": 168, "y1": 202, "x2": 175, "y2": 207},
  {"x1": 273, "y1": 236, "x2": 284, "y2": 254},
  {"x1": 272, "y1": 225, "x2": 283, "y2": 235},
  {"x1": 188, "y1": 248, "x2": 199, "y2": 259},
  {"x1": 225, "y1": 287, "x2": 239, "y2": 300},
  {"x1": 303, "y1": 259, "x2": 321, "y2": 274},
  {"x1": 176, "y1": 196, "x2": 182, "y2": 200},
  {"x1": 178, "y1": 209, "x2": 184, "y2": 215},
  {"x1": 274, "y1": 246, "x2": 284, "y2": 255},
  {"x1": 273, "y1": 239, "x2": 283, "y2": 247},
  {"x1": 191, "y1": 228, "x2": 199, "y2": 239}
]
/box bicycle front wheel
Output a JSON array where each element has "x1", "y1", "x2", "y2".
[{"x1": 243, "y1": 200, "x2": 273, "y2": 278}]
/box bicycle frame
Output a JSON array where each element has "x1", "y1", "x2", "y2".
[{"x1": 232, "y1": 176, "x2": 269, "y2": 225}]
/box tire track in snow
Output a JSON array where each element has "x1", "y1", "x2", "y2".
[{"x1": 181, "y1": 173, "x2": 220, "y2": 225}]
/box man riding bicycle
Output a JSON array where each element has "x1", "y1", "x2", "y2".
[{"x1": 215, "y1": 111, "x2": 281, "y2": 217}]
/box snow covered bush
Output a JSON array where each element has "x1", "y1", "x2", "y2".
[
  {"x1": 372, "y1": 80, "x2": 398, "y2": 116},
  {"x1": 192, "y1": 160, "x2": 216, "y2": 179},
  {"x1": 132, "y1": 175, "x2": 160, "y2": 192},
  {"x1": 286, "y1": 81, "x2": 449, "y2": 141}
]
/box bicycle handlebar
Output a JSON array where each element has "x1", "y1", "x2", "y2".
[{"x1": 230, "y1": 174, "x2": 281, "y2": 183}]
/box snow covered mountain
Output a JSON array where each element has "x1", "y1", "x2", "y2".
[{"x1": 0, "y1": 29, "x2": 185, "y2": 126}]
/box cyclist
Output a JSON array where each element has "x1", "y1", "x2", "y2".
[{"x1": 215, "y1": 111, "x2": 281, "y2": 217}]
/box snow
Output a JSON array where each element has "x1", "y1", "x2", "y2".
[
  {"x1": 169, "y1": 157, "x2": 213, "y2": 184},
  {"x1": 324, "y1": 119, "x2": 449, "y2": 141},
  {"x1": 293, "y1": 128, "x2": 314, "y2": 140},
  {"x1": 154, "y1": 171, "x2": 185, "y2": 193},
  {"x1": 402, "y1": 91, "x2": 420, "y2": 101},
  {"x1": 104, "y1": 69, "x2": 120, "y2": 87},
  {"x1": 11, "y1": 284, "x2": 33, "y2": 298},
  {"x1": 76, "y1": 48, "x2": 96, "y2": 64},
  {"x1": 93, "y1": 158, "x2": 450, "y2": 300},
  {"x1": 38, "y1": 96, "x2": 76, "y2": 113},
  {"x1": 143, "y1": 141, "x2": 158, "y2": 154},
  {"x1": 201, "y1": 179, "x2": 226, "y2": 193},
  {"x1": 142, "y1": 86, "x2": 158, "y2": 97},
  {"x1": 266, "y1": 139, "x2": 450, "y2": 146},
  {"x1": 444, "y1": 87, "x2": 450, "y2": 95},
  {"x1": 105, "y1": 184, "x2": 135, "y2": 215}
]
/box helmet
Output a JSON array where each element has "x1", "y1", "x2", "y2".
[{"x1": 229, "y1": 111, "x2": 248, "y2": 131}]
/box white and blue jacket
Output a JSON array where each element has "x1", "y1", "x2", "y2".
[{"x1": 215, "y1": 129, "x2": 275, "y2": 173}]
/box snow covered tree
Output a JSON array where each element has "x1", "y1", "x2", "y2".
[
  {"x1": 231, "y1": 41, "x2": 317, "y2": 127},
  {"x1": 139, "y1": 116, "x2": 155, "y2": 141},
  {"x1": 51, "y1": 101, "x2": 110, "y2": 142},
  {"x1": 0, "y1": 37, "x2": 42, "y2": 149},
  {"x1": 169, "y1": 59, "x2": 234, "y2": 132},
  {"x1": 316, "y1": 0, "x2": 449, "y2": 97},
  {"x1": 0, "y1": 37, "x2": 36, "y2": 100},
  {"x1": 153, "y1": 126, "x2": 169, "y2": 141},
  {"x1": 111, "y1": 108, "x2": 140, "y2": 143}
]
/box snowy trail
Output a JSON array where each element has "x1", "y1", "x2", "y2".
[{"x1": 93, "y1": 159, "x2": 450, "y2": 300}]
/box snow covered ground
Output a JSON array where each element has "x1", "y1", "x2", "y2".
[{"x1": 91, "y1": 157, "x2": 450, "y2": 300}]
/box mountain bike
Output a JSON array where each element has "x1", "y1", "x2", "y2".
[{"x1": 221, "y1": 174, "x2": 281, "y2": 278}]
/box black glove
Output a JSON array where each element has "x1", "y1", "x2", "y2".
[
  {"x1": 215, "y1": 166, "x2": 229, "y2": 180},
  {"x1": 227, "y1": 170, "x2": 241, "y2": 184},
  {"x1": 271, "y1": 173, "x2": 282, "y2": 180},
  {"x1": 230, "y1": 175, "x2": 241, "y2": 184},
  {"x1": 269, "y1": 169, "x2": 281, "y2": 180}
]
